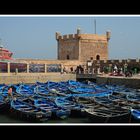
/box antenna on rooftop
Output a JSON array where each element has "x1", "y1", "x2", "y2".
[
  {"x1": 0, "y1": 38, "x2": 2, "y2": 47},
  {"x1": 94, "y1": 19, "x2": 96, "y2": 34}
]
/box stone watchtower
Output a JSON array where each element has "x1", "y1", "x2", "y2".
[{"x1": 56, "y1": 29, "x2": 111, "y2": 62}]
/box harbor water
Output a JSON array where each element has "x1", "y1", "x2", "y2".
[{"x1": 0, "y1": 112, "x2": 90, "y2": 124}]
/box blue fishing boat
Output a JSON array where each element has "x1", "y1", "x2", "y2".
[
  {"x1": 47, "y1": 81, "x2": 69, "y2": 96},
  {"x1": 16, "y1": 84, "x2": 35, "y2": 97},
  {"x1": 68, "y1": 80, "x2": 84, "y2": 87},
  {"x1": 54, "y1": 97, "x2": 84, "y2": 117},
  {"x1": 23, "y1": 96, "x2": 71, "y2": 120},
  {"x1": 0, "y1": 84, "x2": 6, "y2": 92},
  {"x1": 34, "y1": 85, "x2": 51, "y2": 96},
  {"x1": 130, "y1": 108, "x2": 140, "y2": 122},
  {"x1": 126, "y1": 94, "x2": 140, "y2": 103},
  {"x1": 0, "y1": 94, "x2": 9, "y2": 112},
  {"x1": 0, "y1": 84, "x2": 8, "y2": 97},
  {"x1": 10, "y1": 98, "x2": 51, "y2": 122},
  {"x1": 34, "y1": 98, "x2": 70, "y2": 119},
  {"x1": 68, "y1": 81, "x2": 113, "y2": 96},
  {"x1": 68, "y1": 86, "x2": 96, "y2": 94},
  {"x1": 67, "y1": 90, "x2": 112, "y2": 100}
]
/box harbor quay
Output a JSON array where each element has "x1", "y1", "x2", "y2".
[
  {"x1": 96, "y1": 74, "x2": 140, "y2": 89},
  {"x1": 1, "y1": 71, "x2": 140, "y2": 89},
  {"x1": 0, "y1": 73, "x2": 76, "y2": 84},
  {"x1": 76, "y1": 73, "x2": 140, "y2": 89},
  {"x1": 1, "y1": 58, "x2": 140, "y2": 88}
]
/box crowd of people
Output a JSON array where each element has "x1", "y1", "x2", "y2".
[
  {"x1": 108, "y1": 65, "x2": 134, "y2": 77},
  {"x1": 60, "y1": 64, "x2": 139, "y2": 77},
  {"x1": 61, "y1": 65, "x2": 84, "y2": 74}
]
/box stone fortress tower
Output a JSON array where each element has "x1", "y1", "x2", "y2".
[{"x1": 56, "y1": 28, "x2": 111, "y2": 62}]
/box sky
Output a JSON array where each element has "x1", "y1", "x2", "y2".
[{"x1": 0, "y1": 15, "x2": 140, "y2": 60}]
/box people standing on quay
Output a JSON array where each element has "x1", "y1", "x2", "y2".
[
  {"x1": 70, "y1": 67, "x2": 73, "y2": 73},
  {"x1": 8, "y1": 86, "x2": 13, "y2": 100},
  {"x1": 75, "y1": 65, "x2": 84, "y2": 74}
]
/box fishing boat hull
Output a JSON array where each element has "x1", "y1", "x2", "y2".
[
  {"x1": 130, "y1": 109, "x2": 140, "y2": 123},
  {"x1": 10, "y1": 99, "x2": 51, "y2": 122},
  {"x1": 84, "y1": 108, "x2": 131, "y2": 123}
]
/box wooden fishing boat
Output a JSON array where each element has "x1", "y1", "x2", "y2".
[
  {"x1": 130, "y1": 108, "x2": 140, "y2": 122},
  {"x1": 0, "y1": 84, "x2": 18, "y2": 98},
  {"x1": 34, "y1": 85, "x2": 54, "y2": 97},
  {"x1": 47, "y1": 81, "x2": 69, "y2": 96},
  {"x1": 126, "y1": 94, "x2": 140, "y2": 103},
  {"x1": 68, "y1": 82, "x2": 113, "y2": 96},
  {"x1": 54, "y1": 97, "x2": 84, "y2": 117},
  {"x1": 93, "y1": 94, "x2": 134, "y2": 113},
  {"x1": 68, "y1": 86, "x2": 96, "y2": 94},
  {"x1": 0, "y1": 94, "x2": 9, "y2": 112},
  {"x1": 16, "y1": 84, "x2": 35, "y2": 97},
  {"x1": 84, "y1": 106, "x2": 130, "y2": 123},
  {"x1": 94, "y1": 96, "x2": 119, "y2": 108},
  {"x1": 108, "y1": 93, "x2": 140, "y2": 110},
  {"x1": 23, "y1": 96, "x2": 71, "y2": 120},
  {"x1": 67, "y1": 90, "x2": 112, "y2": 101},
  {"x1": 33, "y1": 97, "x2": 71, "y2": 119},
  {"x1": 0, "y1": 84, "x2": 8, "y2": 97},
  {"x1": 10, "y1": 98, "x2": 51, "y2": 122}
]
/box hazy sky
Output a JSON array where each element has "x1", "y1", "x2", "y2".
[{"x1": 0, "y1": 15, "x2": 140, "y2": 60}]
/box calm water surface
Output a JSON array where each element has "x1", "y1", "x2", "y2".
[
  {"x1": 0, "y1": 112, "x2": 90, "y2": 124},
  {"x1": 0, "y1": 112, "x2": 139, "y2": 124}
]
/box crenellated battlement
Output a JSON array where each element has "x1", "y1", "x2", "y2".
[
  {"x1": 56, "y1": 33, "x2": 79, "y2": 40},
  {"x1": 56, "y1": 28, "x2": 111, "y2": 42},
  {"x1": 56, "y1": 33, "x2": 109, "y2": 41},
  {"x1": 96, "y1": 59, "x2": 140, "y2": 64}
]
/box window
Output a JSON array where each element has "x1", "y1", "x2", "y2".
[
  {"x1": 67, "y1": 55, "x2": 70, "y2": 60},
  {"x1": 96, "y1": 55, "x2": 100, "y2": 60}
]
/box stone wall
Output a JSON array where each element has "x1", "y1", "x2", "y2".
[
  {"x1": 88, "y1": 59, "x2": 140, "y2": 73},
  {"x1": 57, "y1": 35, "x2": 79, "y2": 60},
  {"x1": 1, "y1": 58, "x2": 140, "y2": 74},
  {"x1": 16, "y1": 59, "x2": 85, "y2": 72},
  {"x1": 0, "y1": 73, "x2": 76, "y2": 84},
  {"x1": 80, "y1": 38, "x2": 108, "y2": 61},
  {"x1": 96, "y1": 75, "x2": 140, "y2": 89}
]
